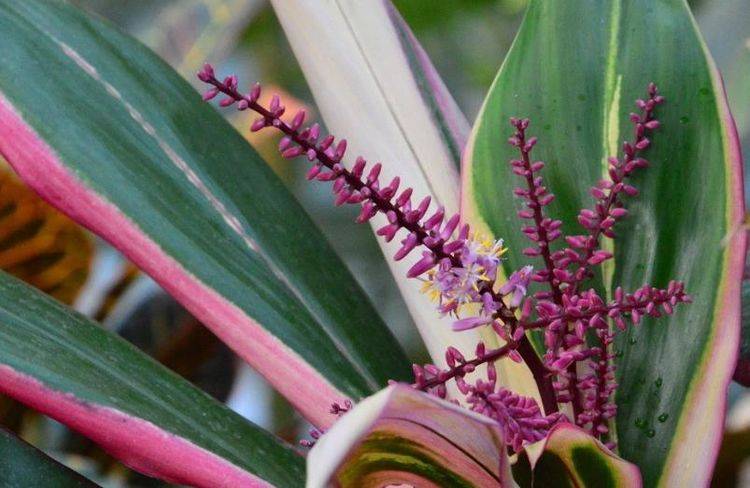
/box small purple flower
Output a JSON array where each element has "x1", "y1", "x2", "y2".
[
  {"x1": 498, "y1": 265, "x2": 533, "y2": 308},
  {"x1": 421, "y1": 234, "x2": 506, "y2": 317},
  {"x1": 452, "y1": 315, "x2": 493, "y2": 332}
]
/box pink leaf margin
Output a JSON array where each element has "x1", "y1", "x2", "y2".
[
  {"x1": 0, "y1": 365, "x2": 268, "y2": 488},
  {"x1": 0, "y1": 92, "x2": 347, "y2": 429},
  {"x1": 658, "y1": 53, "x2": 747, "y2": 485}
]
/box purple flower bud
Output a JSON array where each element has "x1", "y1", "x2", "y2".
[
  {"x1": 320, "y1": 135, "x2": 334, "y2": 151},
  {"x1": 453, "y1": 316, "x2": 492, "y2": 331},
  {"x1": 202, "y1": 88, "x2": 219, "y2": 101},
  {"x1": 281, "y1": 147, "x2": 303, "y2": 159},
  {"x1": 278, "y1": 136, "x2": 292, "y2": 151},
  {"x1": 250, "y1": 118, "x2": 267, "y2": 132},
  {"x1": 367, "y1": 163, "x2": 382, "y2": 183},
  {"x1": 269, "y1": 94, "x2": 280, "y2": 112},
  {"x1": 197, "y1": 63, "x2": 214, "y2": 82},
  {"x1": 334, "y1": 139, "x2": 347, "y2": 160},
  {"x1": 393, "y1": 233, "x2": 418, "y2": 261},
  {"x1": 376, "y1": 223, "x2": 399, "y2": 242},
  {"x1": 305, "y1": 164, "x2": 322, "y2": 180},
  {"x1": 407, "y1": 252, "x2": 436, "y2": 278},
  {"x1": 635, "y1": 138, "x2": 651, "y2": 150},
  {"x1": 356, "y1": 201, "x2": 377, "y2": 223},
  {"x1": 249, "y1": 83, "x2": 261, "y2": 102}
]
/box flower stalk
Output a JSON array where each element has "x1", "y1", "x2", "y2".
[
  {"x1": 199, "y1": 65, "x2": 690, "y2": 452},
  {"x1": 198, "y1": 64, "x2": 559, "y2": 414}
]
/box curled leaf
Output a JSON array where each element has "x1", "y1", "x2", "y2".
[
  {"x1": 307, "y1": 384, "x2": 513, "y2": 488},
  {"x1": 514, "y1": 424, "x2": 641, "y2": 488}
]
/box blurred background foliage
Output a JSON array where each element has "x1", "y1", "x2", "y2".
[{"x1": 0, "y1": 0, "x2": 747, "y2": 485}]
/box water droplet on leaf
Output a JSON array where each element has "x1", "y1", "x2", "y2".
[
  {"x1": 646, "y1": 429, "x2": 656, "y2": 438},
  {"x1": 654, "y1": 377, "x2": 663, "y2": 388},
  {"x1": 658, "y1": 413, "x2": 669, "y2": 423},
  {"x1": 635, "y1": 417, "x2": 646, "y2": 428}
]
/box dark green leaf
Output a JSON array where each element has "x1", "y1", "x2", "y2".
[
  {"x1": 0, "y1": 0, "x2": 411, "y2": 428},
  {"x1": 463, "y1": 1, "x2": 744, "y2": 484},
  {"x1": 0, "y1": 427, "x2": 99, "y2": 488},
  {"x1": 0, "y1": 271, "x2": 304, "y2": 487}
]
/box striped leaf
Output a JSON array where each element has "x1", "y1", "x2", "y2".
[
  {"x1": 0, "y1": 271, "x2": 304, "y2": 487},
  {"x1": 462, "y1": 0, "x2": 745, "y2": 485},
  {"x1": 0, "y1": 0, "x2": 411, "y2": 428},
  {"x1": 513, "y1": 424, "x2": 641, "y2": 488},
  {"x1": 698, "y1": 0, "x2": 750, "y2": 385},
  {"x1": 306, "y1": 384, "x2": 513, "y2": 488}
]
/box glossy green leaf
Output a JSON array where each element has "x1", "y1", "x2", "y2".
[
  {"x1": 0, "y1": 427, "x2": 99, "y2": 487},
  {"x1": 463, "y1": 0, "x2": 744, "y2": 485},
  {"x1": 699, "y1": 0, "x2": 750, "y2": 386},
  {"x1": 0, "y1": 271, "x2": 304, "y2": 487},
  {"x1": 513, "y1": 424, "x2": 641, "y2": 488},
  {"x1": 0, "y1": 0, "x2": 411, "y2": 427}
]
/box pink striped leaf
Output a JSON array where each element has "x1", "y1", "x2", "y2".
[
  {"x1": 462, "y1": 0, "x2": 745, "y2": 485},
  {"x1": 306, "y1": 384, "x2": 513, "y2": 487},
  {"x1": 0, "y1": 271, "x2": 304, "y2": 487},
  {"x1": 513, "y1": 424, "x2": 642, "y2": 487},
  {"x1": 0, "y1": 0, "x2": 411, "y2": 428}
]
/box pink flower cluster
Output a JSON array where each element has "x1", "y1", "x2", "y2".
[
  {"x1": 199, "y1": 65, "x2": 690, "y2": 452},
  {"x1": 466, "y1": 363, "x2": 566, "y2": 452}
]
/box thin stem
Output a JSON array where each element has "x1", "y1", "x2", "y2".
[{"x1": 418, "y1": 343, "x2": 514, "y2": 390}]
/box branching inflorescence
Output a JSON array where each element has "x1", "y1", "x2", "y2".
[{"x1": 199, "y1": 65, "x2": 690, "y2": 453}]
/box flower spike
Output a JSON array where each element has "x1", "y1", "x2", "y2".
[{"x1": 200, "y1": 64, "x2": 689, "y2": 452}]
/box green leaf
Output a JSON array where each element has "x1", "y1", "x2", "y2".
[
  {"x1": 0, "y1": 427, "x2": 99, "y2": 487},
  {"x1": 0, "y1": 271, "x2": 304, "y2": 487},
  {"x1": 0, "y1": 0, "x2": 411, "y2": 427},
  {"x1": 698, "y1": 0, "x2": 750, "y2": 163},
  {"x1": 513, "y1": 424, "x2": 641, "y2": 488},
  {"x1": 463, "y1": 0, "x2": 744, "y2": 485},
  {"x1": 699, "y1": 0, "x2": 750, "y2": 386},
  {"x1": 307, "y1": 384, "x2": 513, "y2": 487}
]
